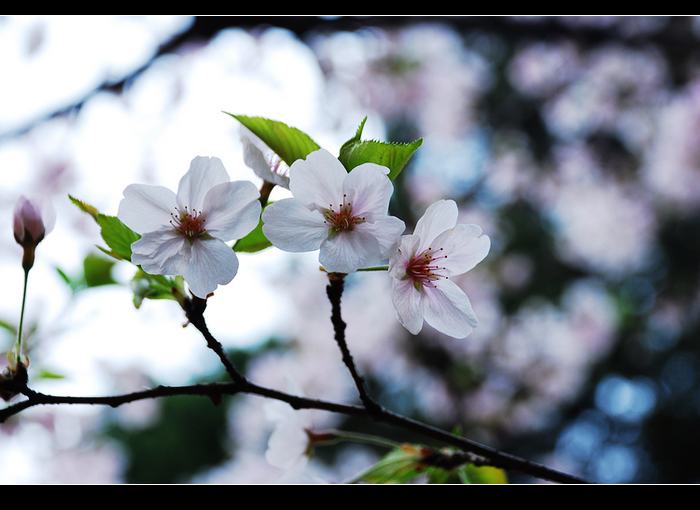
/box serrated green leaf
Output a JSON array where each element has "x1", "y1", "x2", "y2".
[
  {"x1": 340, "y1": 138, "x2": 423, "y2": 181},
  {"x1": 338, "y1": 118, "x2": 422, "y2": 180},
  {"x1": 225, "y1": 114, "x2": 321, "y2": 167},
  {"x1": 97, "y1": 214, "x2": 141, "y2": 262},
  {"x1": 68, "y1": 194, "x2": 100, "y2": 222}
]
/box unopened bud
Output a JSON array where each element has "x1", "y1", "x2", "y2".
[{"x1": 13, "y1": 196, "x2": 55, "y2": 271}]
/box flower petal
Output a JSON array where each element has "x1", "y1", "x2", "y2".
[
  {"x1": 288, "y1": 148, "x2": 346, "y2": 211},
  {"x1": 388, "y1": 235, "x2": 421, "y2": 279},
  {"x1": 240, "y1": 126, "x2": 290, "y2": 188},
  {"x1": 421, "y1": 279, "x2": 478, "y2": 339},
  {"x1": 357, "y1": 216, "x2": 406, "y2": 259},
  {"x1": 176, "y1": 156, "x2": 230, "y2": 212},
  {"x1": 343, "y1": 163, "x2": 393, "y2": 221},
  {"x1": 118, "y1": 184, "x2": 177, "y2": 234},
  {"x1": 130, "y1": 228, "x2": 189, "y2": 276},
  {"x1": 183, "y1": 237, "x2": 240, "y2": 298},
  {"x1": 319, "y1": 228, "x2": 382, "y2": 273},
  {"x1": 391, "y1": 277, "x2": 425, "y2": 335},
  {"x1": 430, "y1": 224, "x2": 491, "y2": 276},
  {"x1": 202, "y1": 180, "x2": 261, "y2": 241},
  {"x1": 262, "y1": 198, "x2": 328, "y2": 252},
  {"x1": 413, "y1": 199, "x2": 458, "y2": 252}
]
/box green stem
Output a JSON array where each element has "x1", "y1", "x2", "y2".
[
  {"x1": 318, "y1": 429, "x2": 402, "y2": 450},
  {"x1": 15, "y1": 267, "x2": 29, "y2": 356},
  {"x1": 357, "y1": 266, "x2": 389, "y2": 272}
]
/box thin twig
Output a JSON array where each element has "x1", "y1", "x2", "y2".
[{"x1": 326, "y1": 272, "x2": 383, "y2": 417}]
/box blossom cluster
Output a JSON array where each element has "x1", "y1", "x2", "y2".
[{"x1": 116, "y1": 140, "x2": 490, "y2": 339}]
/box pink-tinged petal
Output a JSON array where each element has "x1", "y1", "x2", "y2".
[
  {"x1": 288, "y1": 149, "x2": 346, "y2": 211},
  {"x1": 388, "y1": 235, "x2": 421, "y2": 279},
  {"x1": 413, "y1": 200, "x2": 458, "y2": 252},
  {"x1": 183, "y1": 237, "x2": 240, "y2": 298},
  {"x1": 240, "y1": 127, "x2": 290, "y2": 189},
  {"x1": 357, "y1": 216, "x2": 406, "y2": 259},
  {"x1": 421, "y1": 279, "x2": 478, "y2": 339},
  {"x1": 130, "y1": 229, "x2": 189, "y2": 276},
  {"x1": 430, "y1": 225, "x2": 491, "y2": 276},
  {"x1": 262, "y1": 198, "x2": 328, "y2": 252},
  {"x1": 202, "y1": 180, "x2": 261, "y2": 241},
  {"x1": 319, "y1": 228, "x2": 382, "y2": 273},
  {"x1": 13, "y1": 196, "x2": 54, "y2": 244},
  {"x1": 118, "y1": 184, "x2": 177, "y2": 234},
  {"x1": 176, "y1": 156, "x2": 230, "y2": 212},
  {"x1": 392, "y1": 277, "x2": 425, "y2": 335},
  {"x1": 343, "y1": 164, "x2": 393, "y2": 221}
]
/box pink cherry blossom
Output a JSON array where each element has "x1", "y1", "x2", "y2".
[
  {"x1": 117, "y1": 156, "x2": 261, "y2": 299},
  {"x1": 389, "y1": 200, "x2": 490, "y2": 339}
]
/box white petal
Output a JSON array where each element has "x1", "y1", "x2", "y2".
[
  {"x1": 358, "y1": 216, "x2": 406, "y2": 259},
  {"x1": 430, "y1": 225, "x2": 491, "y2": 276},
  {"x1": 265, "y1": 421, "x2": 309, "y2": 471},
  {"x1": 118, "y1": 184, "x2": 177, "y2": 233},
  {"x1": 319, "y1": 229, "x2": 382, "y2": 273},
  {"x1": 343, "y1": 164, "x2": 393, "y2": 221},
  {"x1": 392, "y1": 277, "x2": 425, "y2": 335},
  {"x1": 262, "y1": 199, "x2": 328, "y2": 252},
  {"x1": 176, "y1": 156, "x2": 230, "y2": 212},
  {"x1": 288, "y1": 149, "x2": 346, "y2": 211},
  {"x1": 130, "y1": 229, "x2": 189, "y2": 276},
  {"x1": 422, "y1": 279, "x2": 478, "y2": 339},
  {"x1": 202, "y1": 180, "x2": 261, "y2": 241},
  {"x1": 183, "y1": 237, "x2": 240, "y2": 298},
  {"x1": 388, "y1": 235, "x2": 421, "y2": 279},
  {"x1": 413, "y1": 200, "x2": 458, "y2": 251}
]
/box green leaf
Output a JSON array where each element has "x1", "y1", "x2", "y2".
[
  {"x1": 97, "y1": 214, "x2": 141, "y2": 262},
  {"x1": 69, "y1": 195, "x2": 141, "y2": 263},
  {"x1": 131, "y1": 270, "x2": 183, "y2": 309},
  {"x1": 83, "y1": 253, "x2": 117, "y2": 287},
  {"x1": 353, "y1": 446, "x2": 428, "y2": 484},
  {"x1": 225, "y1": 114, "x2": 321, "y2": 167},
  {"x1": 68, "y1": 194, "x2": 100, "y2": 222},
  {"x1": 338, "y1": 117, "x2": 423, "y2": 180}
]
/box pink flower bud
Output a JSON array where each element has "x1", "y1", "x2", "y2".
[{"x1": 13, "y1": 196, "x2": 55, "y2": 270}]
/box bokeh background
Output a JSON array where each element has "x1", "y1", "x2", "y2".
[{"x1": 2, "y1": 15, "x2": 700, "y2": 483}]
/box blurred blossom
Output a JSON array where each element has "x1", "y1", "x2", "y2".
[
  {"x1": 508, "y1": 41, "x2": 580, "y2": 98},
  {"x1": 595, "y1": 375, "x2": 657, "y2": 423},
  {"x1": 643, "y1": 79, "x2": 700, "y2": 212},
  {"x1": 543, "y1": 45, "x2": 667, "y2": 146},
  {"x1": 543, "y1": 153, "x2": 656, "y2": 277}
]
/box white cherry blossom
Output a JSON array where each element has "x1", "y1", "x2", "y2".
[
  {"x1": 117, "y1": 156, "x2": 261, "y2": 299},
  {"x1": 261, "y1": 148, "x2": 405, "y2": 273},
  {"x1": 389, "y1": 199, "x2": 490, "y2": 339}
]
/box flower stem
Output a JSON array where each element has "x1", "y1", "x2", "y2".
[
  {"x1": 15, "y1": 267, "x2": 30, "y2": 358},
  {"x1": 357, "y1": 266, "x2": 388, "y2": 272},
  {"x1": 326, "y1": 272, "x2": 383, "y2": 417}
]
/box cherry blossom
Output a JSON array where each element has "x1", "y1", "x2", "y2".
[
  {"x1": 261, "y1": 148, "x2": 405, "y2": 273},
  {"x1": 239, "y1": 125, "x2": 290, "y2": 189},
  {"x1": 388, "y1": 199, "x2": 490, "y2": 339},
  {"x1": 117, "y1": 156, "x2": 261, "y2": 299}
]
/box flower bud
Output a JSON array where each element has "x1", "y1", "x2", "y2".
[{"x1": 13, "y1": 196, "x2": 55, "y2": 271}]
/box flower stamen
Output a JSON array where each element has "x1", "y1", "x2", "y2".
[
  {"x1": 170, "y1": 206, "x2": 207, "y2": 240},
  {"x1": 406, "y1": 247, "x2": 448, "y2": 290},
  {"x1": 323, "y1": 194, "x2": 366, "y2": 234}
]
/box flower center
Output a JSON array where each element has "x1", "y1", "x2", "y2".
[
  {"x1": 170, "y1": 206, "x2": 206, "y2": 240},
  {"x1": 324, "y1": 194, "x2": 366, "y2": 234},
  {"x1": 406, "y1": 247, "x2": 448, "y2": 290}
]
